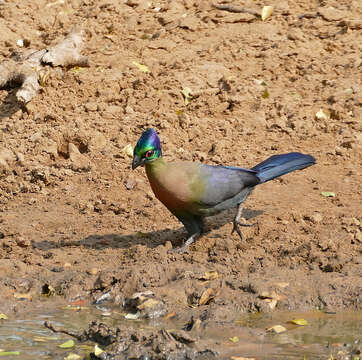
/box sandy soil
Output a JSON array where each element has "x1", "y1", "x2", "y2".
[{"x1": 0, "y1": 0, "x2": 361, "y2": 354}]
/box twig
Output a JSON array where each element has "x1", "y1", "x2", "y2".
[
  {"x1": 212, "y1": 3, "x2": 260, "y2": 17},
  {"x1": 44, "y1": 321, "x2": 87, "y2": 341},
  {"x1": 0, "y1": 28, "x2": 88, "y2": 104}
]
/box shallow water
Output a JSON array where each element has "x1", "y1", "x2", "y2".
[{"x1": 0, "y1": 304, "x2": 360, "y2": 359}]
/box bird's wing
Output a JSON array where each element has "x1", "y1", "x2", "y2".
[{"x1": 193, "y1": 164, "x2": 260, "y2": 207}]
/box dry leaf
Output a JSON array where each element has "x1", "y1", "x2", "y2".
[
  {"x1": 268, "y1": 298, "x2": 278, "y2": 310},
  {"x1": 274, "y1": 282, "x2": 289, "y2": 288},
  {"x1": 199, "y1": 288, "x2": 215, "y2": 305},
  {"x1": 94, "y1": 345, "x2": 104, "y2": 356},
  {"x1": 261, "y1": 6, "x2": 274, "y2": 21},
  {"x1": 288, "y1": 318, "x2": 308, "y2": 326},
  {"x1": 267, "y1": 324, "x2": 287, "y2": 333},
  {"x1": 0, "y1": 314, "x2": 8, "y2": 320},
  {"x1": 122, "y1": 144, "x2": 134, "y2": 157},
  {"x1": 229, "y1": 336, "x2": 239, "y2": 343},
  {"x1": 137, "y1": 298, "x2": 160, "y2": 310},
  {"x1": 132, "y1": 61, "x2": 150, "y2": 73},
  {"x1": 321, "y1": 191, "x2": 335, "y2": 197},
  {"x1": 164, "y1": 312, "x2": 176, "y2": 320},
  {"x1": 64, "y1": 354, "x2": 81, "y2": 360},
  {"x1": 200, "y1": 271, "x2": 219, "y2": 280},
  {"x1": 58, "y1": 340, "x2": 74, "y2": 348},
  {"x1": 14, "y1": 292, "x2": 32, "y2": 300},
  {"x1": 125, "y1": 312, "x2": 140, "y2": 320},
  {"x1": 315, "y1": 109, "x2": 330, "y2": 120},
  {"x1": 181, "y1": 87, "x2": 193, "y2": 105}
]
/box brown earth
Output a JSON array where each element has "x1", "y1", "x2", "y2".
[{"x1": 0, "y1": 0, "x2": 361, "y2": 356}]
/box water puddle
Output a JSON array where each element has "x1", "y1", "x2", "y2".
[{"x1": 0, "y1": 303, "x2": 360, "y2": 359}]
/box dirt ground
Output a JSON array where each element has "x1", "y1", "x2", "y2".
[{"x1": 0, "y1": 0, "x2": 361, "y2": 357}]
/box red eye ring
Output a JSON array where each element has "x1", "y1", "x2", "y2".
[{"x1": 145, "y1": 150, "x2": 154, "y2": 158}]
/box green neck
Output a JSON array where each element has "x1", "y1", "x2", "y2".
[{"x1": 145, "y1": 156, "x2": 166, "y2": 174}]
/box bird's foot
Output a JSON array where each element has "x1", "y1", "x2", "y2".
[
  {"x1": 172, "y1": 233, "x2": 200, "y2": 254},
  {"x1": 231, "y1": 220, "x2": 256, "y2": 240}
]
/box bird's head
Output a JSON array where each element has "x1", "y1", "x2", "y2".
[{"x1": 132, "y1": 128, "x2": 162, "y2": 169}]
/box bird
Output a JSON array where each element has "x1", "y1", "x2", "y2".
[{"x1": 132, "y1": 128, "x2": 316, "y2": 252}]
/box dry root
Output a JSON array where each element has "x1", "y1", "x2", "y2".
[{"x1": 0, "y1": 29, "x2": 88, "y2": 104}]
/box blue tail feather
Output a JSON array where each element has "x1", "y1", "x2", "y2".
[{"x1": 252, "y1": 152, "x2": 316, "y2": 183}]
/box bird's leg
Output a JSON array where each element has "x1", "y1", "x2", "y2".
[
  {"x1": 173, "y1": 215, "x2": 203, "y2": 253},
  {"x1": 173, "y1": 232, "x2": 201, "y2": 253},
  {"x1": 232, "y1": 203, "x2": 256, "y2": 240}
]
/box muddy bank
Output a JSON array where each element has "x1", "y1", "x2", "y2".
[{"x1": 0, "y1": 1, "x2": 361, "y2": 356}]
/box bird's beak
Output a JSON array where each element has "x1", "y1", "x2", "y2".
[{"x1": 132, "y1": 154, "x2": 143, "y2": 170}]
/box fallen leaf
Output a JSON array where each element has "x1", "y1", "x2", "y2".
[
  {"x1": 267, "y1": 324, "x2": 287, "y2": 333},
  {"x1": 288, "y1": 318, "x2": 308, "y2": 326},
  {"x1": 137, "y1": 298, "x2": 160, "y2": 310},
  {"x1": 164, "y1": 311, "x2": 176, "y2": 320},
  {"x1": 0, "y1": 351, "x2": 20, "y2": 356},
  {"x1": 64, "y1": 354, "x2": 81, "y2": 360},
  {"x1": 125, "y1": 312, "x2": 140, "y2": 320},
  {"x1": 181, "y1": 87, "x2": 193, "y2": 105},
  {"x1": 321, "y1": 191, "x2": 335, "y2": 197},
  {"x1": 199, "y1": 288, "x2": 215, "y2": 306},
  {"x1": 315, "y1": 108, "x2": 330, "y2": 120},
  {"x1": 70, "y1": 299, "x2": 86, "y2": 307},
  {"x1": 33, "y1": 336, "x2": 58, "y2": 342},
  {"x1": 268, "y1": 298, "x2": 278, "y2": 310},
  {"x1": 13, "y1": 292, "x2": 32, "y2": 300},
  {"x1": 0, "y1": 314, "x2": 8, "y2": 320},
  {"x1": 274, "y1": 282, "x2": 289, "y2": 288},
  {"x1": 94, "y1": 345, "x2": 104, "y2": 356},
  {"x1": 69, "y1": 66, "x2": 87, "y2": 74},
  {"x1": 200, "y1": 271, "x2": 219, "y2": 281},
  {"x1": 262, "y1": 88, "x2": 269, "y2": 98},
  {"x1": 261, "y1": 6, "x2": 274, "y2": 21},
  {"x1": 229, "y1": 336, "x2": 239, "y2": 343},
  {"x1": 132, "y1": 61, "x2": 150, "y2": 73},
  {"x1": 58, "y1": 340, "x2": 75, "y2": 348},
  {"x1": 122, "y1": 144, "x2": 134, "y2": 158}
]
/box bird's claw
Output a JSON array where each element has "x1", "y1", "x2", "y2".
[
  {"x1": 171, "y1": 245, "x2": 190, "y2": 254},
  {"x1": 170, "y1": 233, "x2": 199, "y2": 254},
  {"x1": 232, "y1": 220, "x2": 256, "y2": 240}
]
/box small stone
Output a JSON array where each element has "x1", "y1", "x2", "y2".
[
  {"x1": 89, "y1": 268, "x2": 98, "y2": 275},
  {"x1": 335, "y1": 146, "x2": 343, "y2": 156},
  {"x1": 89, "y1": 133, "x2": 107, "y2": 151},
  {"x1": 16, "y1": 152, "x2": 25, "y2": 164},
  {"x1": 68, "y1": 143, "x2": 91, "y2": 171},
  {"x1": 318, "y1": 7, "x2": 346, "y2": 22},
  {"x1": 164, "y1": 241, "x2": 172, "y2": 251},
  {"x1": 311, "y1": 213, "x2": 323, "y2": 224},
  {"x1": 30, "y1": 132, "x2": 43, "y2": 142},
  {"x1": 125, "y1": 178, "x2": 137, "y2": 190},
  {"x1": 64, "y1": 262, "x2": 72, "y2": 268},
  {"x1": 84, "y1": 102, "x2": 98, "y2": 112},
  {"x1": 0, "y1": 148, "x2": 16, "y2": 164},
  {"x1": 15, "y1": 237, "x2": 30, "y2": 248}
]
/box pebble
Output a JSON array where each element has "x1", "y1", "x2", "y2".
[
  {"x1": 84, "y1": 102, "x2": 98, "y2": 112},
  {"x1": 89, "y1": 268, "x2": 98, "y2": 275},
  {"x1": 68, "y1": 143, "x2": 92, "y2": 171},
  {"x1": 15, "y1": 237, "x2": 30, "y2": 248},
  {"x1": 16, "y1": 152, "x2": 25, "y2": 164},
  {"x1": 311, "y1": 213, "x2": 323, "y2": 224}
]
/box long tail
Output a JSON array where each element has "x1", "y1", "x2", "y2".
[{"x1": 251, "y1": 152, "x2": 316, "y2": 183}]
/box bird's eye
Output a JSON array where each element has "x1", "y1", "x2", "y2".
[{"x1": 145, "y1": 150, "x2": 154, "y2": 158}]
